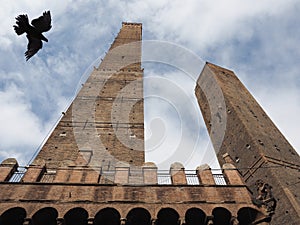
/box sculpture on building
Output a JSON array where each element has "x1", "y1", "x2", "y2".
[{"x1": 252, "y1": 179, "x2": 277, "y2": 214}]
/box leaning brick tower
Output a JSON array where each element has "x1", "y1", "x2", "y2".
[
  {"x1": 32, "y1": 22, "x2": 145, "y2": 173},
  {"x1": 195, "y1": 62, "x2": 300, "y2": 224},
  {"x1": 1, "y1": 23, "x2": 274, "y2": 225}
]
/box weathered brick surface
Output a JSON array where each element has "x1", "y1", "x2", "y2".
[
  {"x1": 32, "y1": 23, "x2": 144, "y2": 173},
  {"x1": 22, "y1": 166, "x2": 45, "y2": 182},
  {"x1": 114, "y1": 167, "x2": 129, "y2": 184},
  {"x1": 0, "y1": 161, "x2": 271, "y2": 224},
  {"x1": 142, "y1": 162, "x2": 158, "y2": 184},
  {"x1": 0, "y1": 158, "x2": 18, "y2": 182},
  {"x1": 195, "y1": 62, "x2": 300, "y2": 224},
  {"x1": 222, "y1": 164, "x2": 244, "y2": 185},
  {"x1": 0, "y1": 182, "x2": 261, "y2": 219},
  {"x1": 196, "y1": 164, "x2": 215, "y2": 185},
  {"x1": 0, "y1": 24, "x2": 274, "y2": 225},
  {"x1": 170, "y1": 162, "x2": 187, "y2": 185}
]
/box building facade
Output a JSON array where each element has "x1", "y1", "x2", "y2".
[
  {"x1": 0, "y1": 22, "x2": 291, "y2": 224},
  {"x1": 195, "y1": 62, "x2": 300, "y2": 224}
]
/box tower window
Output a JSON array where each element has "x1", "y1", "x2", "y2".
[
  {"x1": 59, "y1": 132, "x2": 67, "y2": 137},
  {"x1": 258, "y1": 140, "x2": 264, "y2": 146}
]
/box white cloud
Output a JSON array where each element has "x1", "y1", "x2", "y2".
[
  {"x1": 0, "y1": 0, "x2": 299, "y2": 169},
  {"x1": 0, "y1": 84, "x2": 47, "y2": 164}
]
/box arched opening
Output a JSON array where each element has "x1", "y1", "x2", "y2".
[
  {"x1": 64, "y1": 207, "x2": 88, "y2": 225},
  {"x1": 94, "y1": 207, "x2": 120, "y2": 225},
  {"x1": 237, "y1": 207, "x2": 266, "y2": 225},
  {"x1": 31, "y1": 207, "x2": 58, "y2": 225},
  {"x1": 126, "y1": 208, "x2": 151, "y2": 225},
  {"x1": 0, "y1": 207, "x2": 26, "y2": 225},
  {"x1": 212, "y1": 207, "x2": 231, "y2": 225},
  {"x1": 156, "y1": 208, "x2": 179, "y2": 225},
  {"x1": 185, "y1": 208, "x2": 206, "y2": 225}
]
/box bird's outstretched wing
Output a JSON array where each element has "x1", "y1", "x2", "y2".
[
  {"x1": 31, "y1": 11, "x2": 52, "y2": 33},
  {"x1": 13, "y1": 14, "x2": 30, "y2": 35},
  {"x1": 25, "y1": 34, "x2": 43, "y2": 61}
]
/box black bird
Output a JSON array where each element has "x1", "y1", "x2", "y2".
[{"x1": 13, "y1": 11, "x2": 52, "y2": 61}]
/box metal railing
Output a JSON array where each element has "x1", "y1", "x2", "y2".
[
  {"x1": 8, "y1": 166, "x2": 27, "y2": 182},
  {"x1": 157, "y1": 173, "x2": 172, "y2": 184},
  {"x1": 186, "y1": 173, "x2": 200, "y2": 185},
  {"x1": 7, "y1": 167, "x2": 227, "y2": 185},
  {"x1": 213, "y1": 174, "x2": 227, "y2": 185},
  {"x1": 156, "y1": 171, "x2": 226, "y2": 185}
]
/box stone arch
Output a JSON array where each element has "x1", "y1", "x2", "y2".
[
  {"x1": 125, "y1": 207, "x2": 151, "y2": 225},
  {"x1": 156, "y1": 208, "x2": 179, "y2": 225},
  {"x1": 94, "y1": 207, "x2": 121, "y2": 225},
  {"x1": 31, "y1": 207, "x2": 58, "y2": 225},
  {"x1": 237, "y1": 207, "x2": 267, "y2": 225},
  {"x1": 0, "y1": 207, "x2": 26, "y2": 225},
  {"x1": 185, "y1": 208, "x2": 206, "y2": 225},
  {"x1": 64, "y1": 207, "x2": 88, "y2": 225},
  {"x1": 212, "y1": 207, "x2": 231, "y2": 225}
]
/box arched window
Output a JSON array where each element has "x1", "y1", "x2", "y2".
[
  {"x1": 64, "y1": 207, "x2": 88, "y2": 225},
  {"x1": 94, "y1": 207, "x2": 120, "y2": 225},
  {"x1": 185, "y1": 208, "x2": 206, "y2": 225},
  {"x1": 212, "y1": 207, "x2": 231, "y2": 225},
  {"x1": 0, "y1": 207, "x2": 26, "y2": 225},
  {"x1": 237, "y1": 207, "x2": 268, "y2": 225},
  {"x1": 31, "y1": 207, "x2": 58, "y2": 225},
  {"x1": 126, "y1": 207, "x2": 151, "y2": 225},
  {"x1": 156, "y1": 208, "x2": 179, "y2": 225}
]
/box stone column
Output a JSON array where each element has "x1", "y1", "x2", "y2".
[
  {"x1": 196, "y1": 164, "x2": 215, "y2": 185},
  {"x1": 170, "y1": 162, "x2": 187, "y2": 185},
  {"x1": 222, "y1": 163, "x2": 244, "y2": 185},
  {"x1": 0, "y1": 158, "x2": 18, "y2": 182},
  {"x1": 142, "y1": 162, "x2": 158, "y2": 184},
  {"x1": 22, "y1": 160, "x2": 45, "y2": 182},
  {"x1": 114, "y1": 162, "x2": 130, "y2": 184}
]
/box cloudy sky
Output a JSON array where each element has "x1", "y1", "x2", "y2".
[{"x1": 0, "y1": 0, "x2": 299, "y2": 170}]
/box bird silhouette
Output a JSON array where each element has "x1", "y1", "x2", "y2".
[{"x1": 13, "y1": 11, "x2": 52, "y2": 61}]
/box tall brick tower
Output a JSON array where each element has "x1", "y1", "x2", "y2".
[
  {"x1": 33, "y1": 22, "x2": 144, "y2": 173},
  {"x1": 195, "y1": 62, "x2": 300, "y2": 224},
  {"x1": 1, "y1": 23, "x2": 275, "y2": 225}
]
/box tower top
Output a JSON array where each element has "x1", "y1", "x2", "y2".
[
  {"x1": 29, "y1": 22, "x2": 144, "y2": 170},
  {"x1": 122, "y1": 22, "x2": 142, "y2": 27}
]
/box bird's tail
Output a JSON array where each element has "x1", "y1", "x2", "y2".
[{"x1": 13, "y1": 14, "x2": 30, "y2": 35}]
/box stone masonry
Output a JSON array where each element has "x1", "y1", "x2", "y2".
[
  {"x1": 0, "y1": 23, "x2": 275, "y2": 225},
  {"x1": 195, "y1": 62, "x2": 300, "y2": 224},
  {"x1": 31, "y1": 22, "x2": 144, "y2": 173}
]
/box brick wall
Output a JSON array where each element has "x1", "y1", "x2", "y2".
[
  {"x1": 32, "y1": 23, "x2": 144, "y2": 170},
  {"x1": 195, "y1": 62, "x2": 300, "y2": 224}
]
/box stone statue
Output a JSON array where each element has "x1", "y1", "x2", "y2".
[{"x1": 252, "y1": 179, "x2": 277, "y2": 214}]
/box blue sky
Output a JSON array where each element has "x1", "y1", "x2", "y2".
[{"x1": 0, "y1": 0, "x2": 299, "y2": 170}]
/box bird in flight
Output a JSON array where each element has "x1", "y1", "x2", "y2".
[{"x1": 13, "y1": 11, "x2": 52, "y2": 61}]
